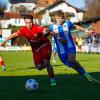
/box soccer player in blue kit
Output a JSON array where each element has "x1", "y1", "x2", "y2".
[{"x1": 49, "y1": 10, "x2": 100, "y2": 83}]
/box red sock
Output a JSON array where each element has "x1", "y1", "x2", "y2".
[{"x1": 0, "y1": 60, "x2": 5, "y2": 67}]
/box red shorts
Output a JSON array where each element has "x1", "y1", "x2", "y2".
[{"x1": 32, "y1": 43, "x2": 52, "y2": 66}]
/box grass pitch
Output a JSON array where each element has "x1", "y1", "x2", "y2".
[{"x1": 0, "y1": 51, "x2": 100, "y2": 100}]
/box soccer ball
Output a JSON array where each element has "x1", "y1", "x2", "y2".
[{"x1": 25, "y1": 79, "x2": 38, "y2": 91}]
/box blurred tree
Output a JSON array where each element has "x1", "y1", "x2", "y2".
[
  {"x1": 0, "y1": 1, "x2": 6, "y2": 12},
  {"x1": 84, "y1": 0, "x2": 100, "y2": 19},
  {"x1": 15, "y1": 5, "x2": 27, "y2": 13},
  {"x1": 0, "y1": 2, "x2": 6, "y2": 19}
]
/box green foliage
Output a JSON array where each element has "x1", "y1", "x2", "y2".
[{"x1": 9, "y1": 26, "x2": 22, "y2": 33}]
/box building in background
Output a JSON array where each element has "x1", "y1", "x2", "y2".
[
  {"x1": 0, "y1": 29, "x2": 11, "y2": 45},
  {"x1": 6, "y1": 0, "x2": 37, "y2": 13},
  {"x1": 36, "y1": 0, "x2": 84, "y2": 25},
  {"x1": 0, "y1": 0, "x2": 84, "y2": 47},
  {"x1": 37, "y1": 0, "x2": 60, "y2": 7},
  {"x1": 0, "y1": 0, "x2": 36, "y2": 28}
]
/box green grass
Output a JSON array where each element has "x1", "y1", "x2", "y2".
[{"x1": 0, "y1": 51, "x2": 100, "y2": 100}]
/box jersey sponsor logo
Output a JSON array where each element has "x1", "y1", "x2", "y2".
[{"x1": 28, "y1": 39, "x2": 41, "y2": 43}]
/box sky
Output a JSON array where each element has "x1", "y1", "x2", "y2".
[
  {"x1": 67, "y1": 0, "x2": 85, "y2": 9},
  {"x1": 0, "y1": 0, "x2": 85, "y2": 9},
  {"x1": 0, "y1": 0, "x2": 8, "y2": 8}
]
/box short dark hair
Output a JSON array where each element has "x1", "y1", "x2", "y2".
[
  {"x1": 24, "y1": 14, "x2": 33, "y2": 20},
  {"x1": 55, "y1": 10, "x2": 64, "y2": 18}
]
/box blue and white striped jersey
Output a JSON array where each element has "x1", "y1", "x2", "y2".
[
  {"x1": 49, "y1": 21, "x2": 76, "y2": 66},
  {"x1": 52, "y1": 37, "x2": 58, "y2": 53}
]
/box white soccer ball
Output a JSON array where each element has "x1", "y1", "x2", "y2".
[{"x1": 25, "y1": 79, "x2": 38, "y2": 91}]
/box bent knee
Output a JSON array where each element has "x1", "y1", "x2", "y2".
[
  {"x1": 67, "y1": 60, "x2": 75, "y2": 67},
  {"x1": 43, "y1": 60, "x2": 50, "y2": 67},
  {"x1": 68, "y1": 59, "x2": 75, "y2": 63},
  {"x1": 36, "y1": 64, "x2": 45, "y2": 70}
]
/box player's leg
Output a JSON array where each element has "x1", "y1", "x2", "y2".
[
  {"x1": 72, "y1": 60, "x2": 100, "y2": 83},
  {"x1": 42, "y1": 43, "x2": 56, "y2": 86},
  {"x1": 0, "y1": 56, "x2": 6, "y2": 71},
  {"x1": 52, "y1": 44, "x2": 57, "y2": 64},
  {"x1": 43, "y1": 59, "x2": 56, "y2": 86},
  {"x1": 68, "y1": 52, "x2": 100, "y2": 83},
  {"x1": 68, "y1": 53, "x2": 86, "y2": 76},
  {"x1": 32, "y1": 50, "x2": 45, "y2": 70},
  {"x1": 52, "y1": 51, "x2": 57, "y2": 64}
]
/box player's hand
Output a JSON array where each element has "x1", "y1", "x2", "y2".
[
  {"x1": 50, "y1": 31, "x2": 59, "y2": 37},
  {"x1": 60, "y1": 37, "x2": 67, "y2": 45},
  {"x1": 85, "y1": 29, "x2": 89, "y2": 33},
  {"x1": 85, "y1": 29, "x2": 94, "y2": 35},
  {"x1": 43, "y1": 28, "x2": 50, "y2": 36},
  {"x1": 0, "y1": 41, "x2": 6, "y2": 47},
  {"x1": 44, "y1": 28, "x2": 49, "y2": 32}
]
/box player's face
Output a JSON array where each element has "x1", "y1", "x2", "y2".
[
  {"x1": 55, "y1": 16, "x2": 64, "y2": 25},
  {"x1": 24, "y1": 19, "x2": 33, "y2": 29}
]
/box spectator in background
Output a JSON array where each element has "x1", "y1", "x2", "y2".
[{"x1": 76, "y1": 37, "x2": 83, "y2": 53}]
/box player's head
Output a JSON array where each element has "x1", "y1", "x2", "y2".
[
  {"x1": 24, "y1": 15, "x2": 34, "y2": 29},
  {"x1": 54, "y1": 10, "x2": 64, "y2": 25}
]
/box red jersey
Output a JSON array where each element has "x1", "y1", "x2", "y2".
[{"x1": 17, "y1": 24, "x2": 50, "y2": 51}]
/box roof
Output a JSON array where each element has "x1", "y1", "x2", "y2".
[
  {"x1": 9, "y1": 0, "x2": 37, "y2": 4},
  {"x1": 2, "y1": 12, "x2": 35, "y2": 19},
  {"x1": 36, "y1": 0, "x2": 84, "y2": 15}
]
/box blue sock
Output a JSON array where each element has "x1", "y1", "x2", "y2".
[{"x1": 77, "y1": 66, "x2": 86, "y2": 75}]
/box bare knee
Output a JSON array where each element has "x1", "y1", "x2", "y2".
[
  {"x1": 68, "y1": 58, "x2": 76, "y2": 67},
  {"x1": 68, "y1": 52, "x2": 76, "y2": 61},
  {"x1": 43, "y1": 60, "x2": 51, "y2": 68},
  {"x1": 36, "y1": 64, "x2": 45, "y2": 70},
  {"x1": 68, "y1": 58, "x2": 75, "y2": 63},
  {"x1": 0, "y1": 57, "x2": 3, "y2": 61}
]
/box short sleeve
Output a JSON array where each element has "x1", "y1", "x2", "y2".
[
  {"x1": 66, "y1": 21, "x2": 74, "y2": 28},
  {"x1": 17, "y1": 27, "x2": 25, "y2": 36},
  {"x1": 49, "y1": 25, "x2": 53, "y2": 31},
  {"x1": 38, "y1": 26, "x2": 44, "y2": 33}
]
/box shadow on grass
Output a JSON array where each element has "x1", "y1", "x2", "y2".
[
  {"x1": 0, "y1": 72, "x2": 100, "y2": 100},
  {"x1": 4, "y1": 64, "x2": 64, "y2": 72},
  {"x1": 4, "y1": 66, "x2": 36, "y2": 72}
]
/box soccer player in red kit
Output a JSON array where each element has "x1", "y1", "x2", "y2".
[{"x1": 0, "y1": 15, "x2": 56, "y2": 86}]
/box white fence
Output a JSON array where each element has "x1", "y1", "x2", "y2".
[
  {"x1": 79, "y1": 45, "x2": 100, "y2": 53},
  {"x1": 0, "y1": 45, "x2": 100, "y2": 53},
  {"x1": 0, "y1": 46, "x2": 31, "y2": 51}
]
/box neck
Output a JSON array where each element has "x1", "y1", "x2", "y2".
[{"x1": 56, "y1": 22, "x2": 63, "y2": 25}]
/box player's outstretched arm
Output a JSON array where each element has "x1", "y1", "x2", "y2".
[
  {"x1": 74, "y1": 24, "x2": 89, "y2": 33},
  {"x1": 0, "y1": 32, "x2": 18, "y2": 46}
]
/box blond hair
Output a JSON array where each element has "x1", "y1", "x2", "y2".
[{"x1": 54, "y1": 10, "x2": 64, "y2": 18}]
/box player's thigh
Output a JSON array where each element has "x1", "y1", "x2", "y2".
[
  {"x1": 68, "y1": 52, "x2": 76, "y2": 62},
  {"x1": 42, "y1": 44, "x2": 52, "y2": 60},
  {"x1": 0, "y1": 55, "x2": 3, "y2": 61},
  {"x1": 32, "y1": 50, "x2": 42, "y2": 66}
]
